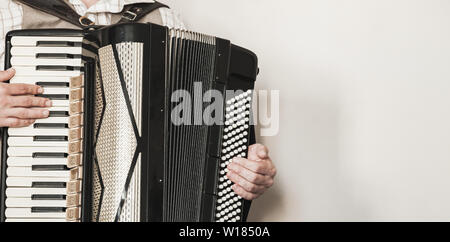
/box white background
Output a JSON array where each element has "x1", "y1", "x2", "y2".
[{"x1": 164, "y1": 0, "x2": 450, "y2": 221}]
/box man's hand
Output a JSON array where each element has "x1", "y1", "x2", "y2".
[
  {"x1": 227, "y1": 144, "x2": 276, "y2": 200},
  {"x1": 0, "y1": 68, "x2": 52, "y2": 127}
]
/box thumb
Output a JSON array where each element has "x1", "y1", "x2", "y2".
[
  {"x1": 0, "y1": 68, "x2": 15, "y2": 82},
  {"x1": 248, "y1": 144, "x2": 269, "y2": 161},
  {"x1": 256, "y1": 144, "x2": 269, "y2": 160}
]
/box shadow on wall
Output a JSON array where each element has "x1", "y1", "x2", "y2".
[{"x1": 247, "y1": 181, "x2": 285, "y2": 222}]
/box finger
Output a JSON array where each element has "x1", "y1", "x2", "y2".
[
  {"x1": 227, "y1": 170, "x2": 266, "y2": 194},
  {"x1": 231, "y1": 184, "x2": 261, "y2": 201},
  {"x1": 228, "y1": 162, "x2": 272, "y2": 186},
  {"x1": 6, "y1": 83, "x2": 44, "y2": 95},
  {"x1": 0, "y1": 68, "x2": 15, "y2": 82},
  {"x1": 1, "y1": 108, "x2": 49, "y2": 119},
  {"x1": 0, "y1": 118, "x2": 36, "y2": 128},
  {"x1": 233, "y1": 157, "x2": 276, "y2": 176},
  {"x1": 248, "y1": 144, "x2": 269, "y2": 161},
  {"x1": 8, "y1": 96, "x2": 52, "y2": 108}
]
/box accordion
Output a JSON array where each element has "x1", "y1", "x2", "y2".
[{"x1": 0, "y1": 23, "x2": 258, "y2": 222}]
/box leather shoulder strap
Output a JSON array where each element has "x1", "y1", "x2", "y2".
[
  {"x1": 118, "y1": 2, "x2": 169, "y2": 24},
  {"x1": 15, "y1": 0, "x2": 168, "y2": 27},
  {"x1": 14, "y1": 0, "x2": 93, "y2": 28}
]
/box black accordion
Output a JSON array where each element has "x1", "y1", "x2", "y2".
[{"x1": 0, "y1": 23, "x2": 258, "y2": 222}]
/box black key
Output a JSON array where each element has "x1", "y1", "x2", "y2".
[
  {"x1": 33, "y1": 136, "x2": 68, "y2": 142},
  {"x1": 34, "y1": 123, "x2": 68, "y2": 129},
  {"x1": 32, "y1": 153, "x2": 68, "y2": 158},
  {"x1": 32, "y1": 194, "x2": 66, "y2": 200},
  {"x1": 36, "y1": 94, "x2": 69, "y2": 100},
  {"x1": 36, "y1": 53, "x2": 82, "y2": 59},
  {"x1": 36, "y1": 66, "x2": 82, "y2": 71},
  {"x1": 31, "y1": 207, "x2": 66, "y2": 213},
  {"x1": 36, "y1": 82, "x2": 69, "y2": 87},
  {"x1": 36, "y1": 41, "x2": 82, "y2": 47},
  {"x1": 49, "y1": 111, "x2": 69, "y2": 117},
  {"x1": 32, "y1": 165, "x2": 68, "y2": 171},
  {"x1": 32, "y1": 182, "x2": 66, "y2": 188}
]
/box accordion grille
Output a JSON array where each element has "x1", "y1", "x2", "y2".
[
  {"x1": 116, "y1": 42, "x2": 143, "y2": 222},
  {"x1": 93, "y1": 42, "x2": 143, "y2": 222},
  {"x1": 91, "y1": 61, "x2": 103, "y2": 221},
  {"x1": 91, "y1": 159, "x2": 102, "y2": 221}
]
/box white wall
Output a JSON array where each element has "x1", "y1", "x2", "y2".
[{"x1": 163, "y1": 0, "x2": 450, "y2": 221}]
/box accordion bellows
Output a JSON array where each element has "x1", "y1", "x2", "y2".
[{"x1": 0, "y1": 23, "x2": 258, "y2": 222}]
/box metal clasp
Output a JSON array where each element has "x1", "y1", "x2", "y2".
[
  {"x1": 79, "y1": 16, "x2": 95, "y2": 27},
  {"x1": 122, "y1": 10, "x2": 137, "y2": 21}
]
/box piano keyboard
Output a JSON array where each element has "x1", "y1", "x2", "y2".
[{"x1": 3, "y1": 36, "x2": 86, "y2": 222}]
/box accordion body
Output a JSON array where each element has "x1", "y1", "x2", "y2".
[{"x1": 0, "y1": 23, "x2": 258, "y2": 222}]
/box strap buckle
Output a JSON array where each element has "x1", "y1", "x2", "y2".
[
  {"x1": 122, "y1": 10, "x2": 138, "y2": 21},
  {"x1": 79, "y1": 16, "x2": 94, "y2": 27}
]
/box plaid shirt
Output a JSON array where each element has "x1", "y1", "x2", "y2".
[{"x1": 0, "y1": 0, "x2": 185, "y2": 71}]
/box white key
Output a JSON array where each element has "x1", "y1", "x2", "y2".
[
  {"x1": 11, "y1": 46, "x2": 83, "y2": 56},
  {"x1": 6, "y1": 177, "x2": 69, "y2": 187},
  {"x1": 6, "y1": 218, "x2": 67, "y2": 222},
  {"x1": 6, "y1": 198, "x2": 66, "y2": 207},
  {"x1": 11, "y1": 57, "x2": 82, "y2": 67},
  {"x1": 35, "y1": 117, "x2": 69, "y2": 124},
  {"x1": 5, "y1": 208, "x2": 66, "y2": 218},
  {"x1": 11, "y1": 76, "x2": 72, "y2": 84},
  {"x1": 8, "y1": 146, "x2": 68, "y2": 157},
  {"x1": 49, "y1": 100, "x2": 69, "y2": 107},
  {"x1": 7, "y1": 167, "x2": 70, "y2": 178},
  {"x1": 6, "y1": 188, "x2": 67, "y2": 197},
  {"x1": 43, "y1": 87, "x2": 70, "y2": 95},
  {"x1": 13, "y1": 66, "x2": 81, "y2": 77},
  {"x1": 8, "y1": 157, "x2": 68, "y2": 166},
  {"x1": 11, "y1": 36, "x2": 83, "y2": 46},
  {"x1": 49, "y1": 106, "x2": 70, "y2": 112},
  {"x1": 8, "y1": 137, "x2": 68, "y2": 147},
  {"x1": 8, "y1": 128, "x2": 69, "y2": 136}
]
